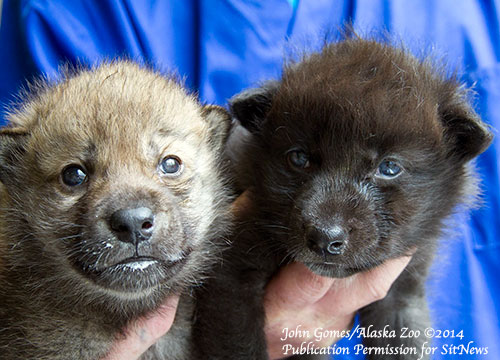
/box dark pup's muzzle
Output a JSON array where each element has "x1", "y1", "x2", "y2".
[{"x1": 306, "y1": 223, "x2": 348, "y2": 255}]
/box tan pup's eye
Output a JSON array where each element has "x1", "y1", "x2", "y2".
[
  {"x1": 159, "y1": 156, "x2": 183, "y2": 175},
  {"x1": 61, "y1": 165, "x2": 88, "y2": 186}
]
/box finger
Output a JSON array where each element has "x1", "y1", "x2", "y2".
[
  {"x1": 353, "y1": 254, "x2": 413, "y2": 304},
  {"x1": 231, "y1": 189, "x2": 253, "y2": 217},
  {"x1": 309, "y1": 313, "x2": 355, "y2": 348},
  {"x1": 316, "y1": 255, "x2": 413, "y2": 315},
  {"x1": 264, "y1": 262, "x2": 335, "y2": 317},
  {"x1": 103, "y1": 295, "x2": 180, "y2": 360}
]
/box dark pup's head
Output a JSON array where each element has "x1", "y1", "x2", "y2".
[
  {"x1": 230, "y1": 39, "x2": 492, "y2": 277},
  {"x1": 0, "y1": 62, "x2": 231, "y2": 309}
]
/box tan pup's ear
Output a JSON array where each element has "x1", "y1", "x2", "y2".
[
  {"x1": 201, "y1": 105, "x2": 232, "y2": 150},
  {"x1": 0, "y1": 127, "x2": 29, "y2": 185}
]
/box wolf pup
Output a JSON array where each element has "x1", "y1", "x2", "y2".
[
  {"x1": 194, "y1": 39, "x2": 492, "y2": 359},
  {"x1": 0, "y1": 62, "x2": 232, "y2": 360}
]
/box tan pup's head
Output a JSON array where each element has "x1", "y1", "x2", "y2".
[{"x1": 0, "y1": 62, "x2": 231, "y2": 309}]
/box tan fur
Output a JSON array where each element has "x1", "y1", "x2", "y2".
[{"x1": 0, "y1": 61, "x2": 232, "y2": 360}]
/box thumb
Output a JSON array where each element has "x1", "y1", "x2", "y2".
[
  {"x1": 104, "y1": 295, "x2": 180, "y2": 360},
  {"x1": 264, "y1": 262, "x2": 334, "y2": 314}
]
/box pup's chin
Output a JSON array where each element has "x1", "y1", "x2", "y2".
[
  {"x1": 95, "y1": 256, "x2": 189, "y2": 292},
  {"x1": 303, "y1": 262, "x2": 363, "y2": 278},
  {"x1": 75, "y1": 252, "x2": 192, "y2": 295}
]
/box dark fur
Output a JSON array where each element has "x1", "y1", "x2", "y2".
[
  {"x1": 0, "y1": 62, "x2": 232, "y2": 359},
  {"x1": 193, "y1": 39, "x2": 492, "y2": 359}
]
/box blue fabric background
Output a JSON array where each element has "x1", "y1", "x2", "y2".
[{"x1": 0, "y1": 1, "x2": 498, "y2": 359}]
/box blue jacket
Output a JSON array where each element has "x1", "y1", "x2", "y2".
[{"x1": 0, "y1": 1, "x2": 498, "y2": 359}]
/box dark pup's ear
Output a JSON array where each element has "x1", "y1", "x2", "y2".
[
  {"x1": 0, "y1": 127, "x2": 29, "y2": 185},
  {"x1": 201, "y1": 105, "x2": 232, "y2": 150},
  {"x1": 440, "y1": 99, "x2": 493, "y2": 161},
  {"x1": 229, "y1": 81, "x2": 279, "y2": 133}
]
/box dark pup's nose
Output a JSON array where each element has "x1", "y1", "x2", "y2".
[
  {"x1": 306, "y1": 224, "x2": 348, "y2": 255},
  {"x1": 110, "y1": 207, "x2": 155, "y2": 244}
]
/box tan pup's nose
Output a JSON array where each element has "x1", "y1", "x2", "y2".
[{"x1": 110, "y1": 207, "x2": 155, "y2": 245}]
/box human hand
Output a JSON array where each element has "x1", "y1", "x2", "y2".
[
  {"x1": 264, "y1": 257, "x2": 412, "y2": 359},
  {"x1": 102, "y1": 295, "x2": 179, "y2": 360}
]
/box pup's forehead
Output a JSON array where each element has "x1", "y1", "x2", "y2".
[
  {"x1": 9, "y1": 63, "x2": 211, "y2": 173},
  {"x1": 45, "y1": 63, "x2": 203, "y2": 133},
  {"x1": 270, "y1": 43, "x2": 445, "y2": 151},
  {"x1": 269, "y1": 86, "x2": 443, "y2": 152},
  {"x1": 15, "y1": 62, "x2": 206, "y2": 141},
  {"x1": 10, "y1": 62, "x2": 203, "y2": 133}
]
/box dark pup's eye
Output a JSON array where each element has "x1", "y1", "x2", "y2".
[
  {"x1": 61, "y1": 165, "x2": 88, "y2": 186},
  {"x1": 160, "y1": 156, "x2": 183, "y2": 175},
  {"x1": 376, "y1": 160, "x2": 402, "y2": 178},
  {"x1": 287, "y1": 150, "x2": 310, "y2": 170}
]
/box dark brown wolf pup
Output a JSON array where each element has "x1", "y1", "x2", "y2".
[{"x1": 194, "y1": 38, "x2": 492, "y2": 360}]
